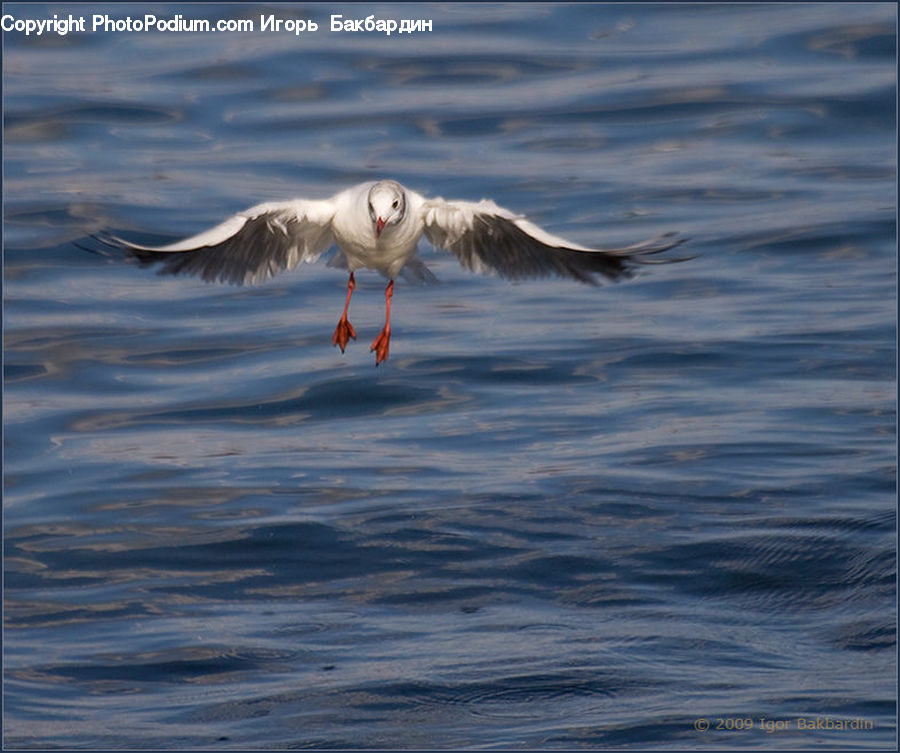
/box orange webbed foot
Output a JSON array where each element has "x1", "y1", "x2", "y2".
[
  {"x1": 370, "y1": 279, "x2": 394, "y2": 366},
  {"x1": 370, "y1": 327, "x2": 391, "y2": 365},
  {"x1": 332, "y1": 316, "x2": 356, "y2": 353}
]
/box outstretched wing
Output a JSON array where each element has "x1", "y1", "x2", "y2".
[
  {"x1": 99, "y1": 199, "x2": 337, "y2": 285},
  {"x1": 421, "y1": 198, "x2": 687, "y2": 284}
]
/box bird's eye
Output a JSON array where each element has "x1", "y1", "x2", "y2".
[{"x1": 392, "y1": 200, "x2": 399, "y2": 209}]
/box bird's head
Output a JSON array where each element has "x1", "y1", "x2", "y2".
[{"x1": 367, "y1": 181, "x2": 406, "y2": 239}]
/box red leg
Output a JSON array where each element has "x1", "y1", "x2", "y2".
[
  {"x1": 332, "y1": 271, "x2": 357, "y2": 353},
  {"x1": 370, "y1": 279, "x2": 394, "y2": 365}
]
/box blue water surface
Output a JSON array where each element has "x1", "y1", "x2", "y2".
[{"x1": 3, "y1": 2, "x2": 897, "y2": 749}]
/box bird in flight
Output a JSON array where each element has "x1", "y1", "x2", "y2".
[{"x1": 99, "y1": 180, "x2": 687, "y2": 365}]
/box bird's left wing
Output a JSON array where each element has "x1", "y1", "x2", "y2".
[
  {"x1": 421, "y1": 197, "x2": 686, "y2": 285},
  {"x1": 98, "y1": 199, "x2": 337, "y2": 285}
]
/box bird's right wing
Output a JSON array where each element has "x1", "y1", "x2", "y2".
[{"x1": 97, "y1": 199, "x2": 337, "y2": 285}]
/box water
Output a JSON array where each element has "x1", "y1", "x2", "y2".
[{"x1": 3, "y1": 2, "x2": 896, "y2": 748}]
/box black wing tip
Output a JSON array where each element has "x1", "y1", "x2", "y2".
[
  {"x1": 96, "y1": 218, "x2": 284, "y2": 286},
  {"x1": 597, "y1": 234, "x2": 695, "y2": 267},
  {"x1": 76, "y1": 234, "x2": 179, "y2": 270},
  {"x1": 567, "y1": 234, "x2": 694, "y2": 284},
  {"x1": 90, "y1": 230, "x2": 131, "y2": 249},
  {"x1": 74, "y1": 231, "x2": 140, "y2": 260},
  {"x1": 634, "y1": 252, "x2": 699, "y2": 266},
  {"x1": 461, "y1": 215, "x2": 694, "y2": 285},
  {"x1": 86, "y1": 231, "x2": 179, "y2": 267},
  {"x1": 614, "y1": 233, "x2": 687, "y2": 254},
  {"x1": 631, "y1": 236, "x2": 696, "y2": 265}
]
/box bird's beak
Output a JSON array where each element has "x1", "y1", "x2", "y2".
[{"x1": 376, "y1": 217, "x2": 386, "y2": 238}]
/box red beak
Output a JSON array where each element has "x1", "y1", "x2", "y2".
[{"x1": 376, "y1": 217, "x2": 386, "y2": 238}]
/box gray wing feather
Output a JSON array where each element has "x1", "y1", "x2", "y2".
[
  {"x1": 100, "y1": 201, "x2": 336, "y2": 286},
  {"x1": 423, "y1": 199, "x2": 687, "y2": 285}
]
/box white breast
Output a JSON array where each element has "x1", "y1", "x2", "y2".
[{"x1": 331, "y1": 184, "x2": 426, "y2": 278}]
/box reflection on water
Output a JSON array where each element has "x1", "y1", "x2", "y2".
[{"x1": 3, "y1": 2, "x2": 896, "y2": 749}]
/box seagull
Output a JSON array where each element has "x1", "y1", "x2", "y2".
[{"x1": 98, "y1": 180, "x2": 687, "y2": 365}]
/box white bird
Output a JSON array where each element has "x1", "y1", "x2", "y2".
[{"x1": 99, "y1": 180, "x2": 686, "y2": 365}]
